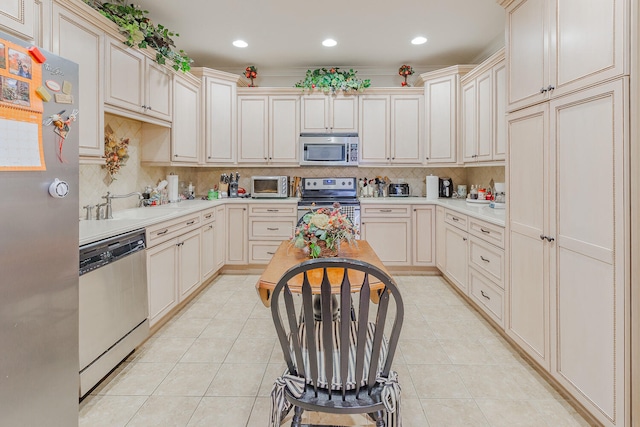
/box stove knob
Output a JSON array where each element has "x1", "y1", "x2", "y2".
[
  {"x1": 341, "y1": 181, "x2": 345, "y2": 186},
  {"x1": 313, "y1": 182, "x2": 317, "y2": 186}
]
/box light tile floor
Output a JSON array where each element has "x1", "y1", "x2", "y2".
[{"x1": 79, "y1": 274, "x2": 596, "y2": 426}]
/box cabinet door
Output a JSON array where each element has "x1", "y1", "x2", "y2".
[
  {"x1": 390, "y1": 95, "x2": 423, "y2": 164},
  {"x1": 269, "y1": 95, "x2": 299, "y2": 164},
  {"x1": 200, "y1": 222, "x2": 216, "y2": 280},
  {"x1": 300, "y1": 95, "x2": 329, "y2": 132},
  {"x1": 492, "y1": 61, "x2": 507, "y2": 160},
  {"x1": 549, "y1": 80, "x2": 626, "y2": 425},
  {"x1": 331, "y1": 95, "x2": 358, "y2": 132},
  {"x1": 443, "y1": 224, "x2": 468, "y2": 293},
  {"x1": 0, "y1": 0, "x2": 34, "y2": 40},
  {"x1": 461, "y1": 80, "x2": 477, "y2": 162},
  {"x1": 412, "y1": 206, "x2": 435, "y2": 266},
  {"x1": 475, "y1": 70, "x2": 493, "y2": 161},
  {"x1": 505, "y1": 0, "x2": 548, "y2": 110},
  {"x1": 237, "y1": 95, "x2": 268, "y2": 163},
  {"x1": 550, "y1": 0, "x2": 626, "y2": 99},
  {"x1": 104, "y1": 36, "x2": 144, "y2": 112},
  {"x1": 204, "y1": 78, "x2": 236, "y2": 164},
  {"x1": 215, "y1": 205, "x2": 226, "y2": 270},
  {"x1": 51, "y1": 4, "x2": 104, "y2": 158},
  {"x1": 145, "y1": 59, "x2": 172, "y2": 121},
  {"x1": 424, "y1": 74, "x2": 457, "y2": 164},
  {"x1": 146, "y1": 239, "x2": 178, "y2": 326},
  {"x1": 359, "y1": 95, "x2": 390, "y2": 165},
  {"x1": 178, "y1": 229, "x2": 201, "y2": 300},
  {"x1": 226, "y1": 205, "x2": 247, "y2": 264},
  {"x1": 361, "y1": 218, "x2": 411, "y2": 266},
  {"x1": 435, "y1": 206, "x2": 446, "y2": 271},
  {"x1": 507, "y1": 103, "x2": 550, "y2": 369},
  {"x1": 172, "y1": 75, "x2": 200, "y2": 163}
]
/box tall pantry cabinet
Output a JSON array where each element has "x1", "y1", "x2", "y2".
[{"x1": 500, "y1": 0, "x2": 630, "y2": 426}]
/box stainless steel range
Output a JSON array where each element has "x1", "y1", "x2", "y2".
[{"x1": 297, "y1": 177, "x2": 361, "y2": 233}]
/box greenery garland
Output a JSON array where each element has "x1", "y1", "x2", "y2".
[
  {"x1": 295, "y1": 67, "x2": 371, "y2": 93},
  {"x1": 84, "y1": 1, "x2": 192, "y2": 72}
]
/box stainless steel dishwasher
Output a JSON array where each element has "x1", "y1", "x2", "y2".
[{"x1": 79, "y1": 229, "x2": 149, "y2": 397}]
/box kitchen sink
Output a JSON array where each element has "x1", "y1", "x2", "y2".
[{"x1": 110, "y1": 208, "x2": 173, "y2": 220}]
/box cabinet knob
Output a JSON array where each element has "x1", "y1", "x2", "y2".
[
  {"x1": 540, "y1": 234, "x2": 546, "y2": 240},
  {"x1": 174, "y1": 154, "x2": 178, "y2": 157},
  {"x1": 547, "y1": 85, "x2": 555, "y2": 92},
  {"x1": 147, "y1": 105, "x2": 153, "y2": 111},
  {"x1": 463, "y1": 237, "x2": 467, "y2": 241},
  {"x1": 540, "y1": 87, "x2": 548, "y2": 94},
  {"x1": 547, "y1": 236, "x2": 555, "y2": 242}
]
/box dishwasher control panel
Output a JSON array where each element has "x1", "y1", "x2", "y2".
[{"x1": 79, "y1": 229, "x2": 145, "y2": 276}]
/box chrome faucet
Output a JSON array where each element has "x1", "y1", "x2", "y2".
[{"x1": 101, "y1": 191, "x2": 144, "y2": 219}]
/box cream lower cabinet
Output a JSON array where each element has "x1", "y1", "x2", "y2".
[
  {"x1": 412, "y1": 206, "x2": 435, "y2": 266},
  {"x1": 226, "y1": 204, "x2": 248, "y2": 264},
  {"x1": 248, "y1": 203, "x2": 297, "y2": 264},
  {"x1": 145, "y1": 214, "x2": 202, "y2": 327},
  {"x1": 360, "y1": 205, "x2": 411, "y2": 266},
  {"x1": 214, "y1": 205, "x2": 226, "y2": 271},
  {"x1": 200, "y1": 208, "x2": 217, "y2": 281},
  {"x1": 508, "y1": 79, "x2": 628, "y2": 427},
  {"x1": 435, "y1": 206, "x2": 446, "y2": 270},
  {"x1": 51, "y1": 1, "x2": 104, "y2": 159},
  {"x1": 443, "y1": 220, "x2": 468, "y2": 293}
]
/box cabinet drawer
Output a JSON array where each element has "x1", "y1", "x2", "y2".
[
  {"x1": 248, "y1": 204, "x2": 297, "y2": 216},
  {"x1": 468, "y1": 217, "x2": 504, "y2": 248},
  {"x1": 146, "y1": 213, "x2": 201, "y2": 247},
  {"x1": 201, "y1": 208, "x2": 216, "y2": 224},
  {"x1": 361, "y1": 204, "x2": 411, "y2": 217},
  {"x1": 249, "y1": 218, "x2": 296, "y2": 240},
  {"x1": 249, "y1": 241, "x2": 282, "y2": 264},
  {"x1": 444, "y1": 209, "x2": 468, "y2": 230},
  {"x1": 469, "y1": 268, "x2": 504, "y2": 327},
  {"x1": 469, "y1": 236, "x2": 505, "y2": 288}
]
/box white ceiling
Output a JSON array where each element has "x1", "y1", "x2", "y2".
[{"x1": 133, "y1": 0, "x2": 506, "y2": 77}]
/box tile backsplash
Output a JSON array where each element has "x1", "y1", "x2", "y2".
[{"x1": 79, "y1": 114, "x2": 505, "y2": 217}]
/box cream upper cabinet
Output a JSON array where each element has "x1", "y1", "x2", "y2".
[
  {"x1": 420, "y1": 66, "x2": 473, "y2": 165},
  {"x1": 237, "y1": 89, "x2": 300, "y2": 165},
  {"x1": 301, "y1": 94, "x2": 357, "y2": 133},
  {"x1": 461, "y1": 50, "x2": 506, "y2": 164},
  {"x1": 501, "y1": 0, "x2": 627, "y2": 111},
  {"x1": 192, "y1": 68, "x2": 240, "y2": 165},
  {"x1": 171, "y1": 74, "x2": 200, "y2": 163},
  {"x1": 51, "y1": 1, "x2": 104, "y2": 159},
  {"x1": 359, "y1": 89, "x2": 423, "y2": 166},
  {"x1": 105, "y1": 36, "x2": 172, "y2": 123},
  {"x1": 0, "y1": 0, "x2": 35, "y2": 40}
]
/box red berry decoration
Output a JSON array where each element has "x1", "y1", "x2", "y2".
[
  {"x1": 245, "y1": 65, "x2": 258, "y2": 87},
  {"x1": 398, "y1": 64, "x2": 414, "y2": 87}
]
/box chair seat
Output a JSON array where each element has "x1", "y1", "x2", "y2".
[
  {"x1": 285, "y1": 382, "x2": 386, "y2": 414},
  {"x1": 291, "y1": 320, "x2": 388, "y2": 391}
]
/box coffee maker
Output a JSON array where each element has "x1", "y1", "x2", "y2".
[{"x1": 439, "y1": 177, "x2": 454, "y2": 198}]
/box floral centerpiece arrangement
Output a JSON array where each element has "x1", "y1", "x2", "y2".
[
  {"x1": 295, "y1": 67, "x2": 371, "y2": 93},
  {"x1": 291, "y1": 203, "x2": 358, "y2": 258},
  {"x1": 244, "y1": 65, "x2": 257, "y2": 86}
]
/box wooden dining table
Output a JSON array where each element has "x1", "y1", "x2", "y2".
[{"x1": 255, "y1": 240, "x2": 391, "y2": 307}]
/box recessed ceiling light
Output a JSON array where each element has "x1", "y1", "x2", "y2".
[
  {"x1": 233, "y1": 40, "x2": 248, "y2": 48},
  {"x1": 411, "y1": 36, "x2": 427, "y2": 45},
  {"x1": 322, "y1": 39, "x2": 337, "y2": 47}
]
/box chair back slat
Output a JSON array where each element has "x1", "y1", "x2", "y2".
[
  {"x1": 367, "y1": 286, "x2": 390, "y2": 390},
  {"x1": 353, "y1": 273, "x2": 370, "y2": 397},
  {"x1": 273, "y1": 285, "x2": 297, "y2": 375},
  {"x1": 339, "y1": 271, "x2": 351, "y2": 400},
  {"x1": 320, "y1": 269, "x2": 334, "y2": 399},
  {"x1": 301, "y1": 272, "x2": 319, "y2": 396},
  {"x1": 283, "y1": 284, "x2": 304, "y2": 377}
]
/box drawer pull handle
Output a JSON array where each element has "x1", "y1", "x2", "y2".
[
  {"x1": 480, "y1": 256, "x2": 490, "y2": 263},
  {"x1": 480, "y1": 228, "x2": 490, "y2": 234},
  {"x1": 186, "y1": 220, "x2": 195, "y2": 225},
  {"x1": 205, "y1": 214, "x2": 212, "y2": 219},
  {"x1": 266, "y1": 209, "x2": 279, "y2": 212},
  {"x1": 379, "y1": 209, "x2": 392, "y2": 213},
  {"x1": 452, "y1": 217, "x2": 459, "y2": 222},
  {"x1": 267, "y1": 251, "x2": 275, "y2": 255},
  {"x1": 157, "y1": 229, "x2": 169, "y2": 236},
  {"x1": 267, "y1": 227, "x2": 279, "y2": 231},
  {"x1": 207, "y1": 225, "x2": 213, "y2": 230},
  {"x1": 481, "y1": 290, "x2": 491, "y2": 300}
]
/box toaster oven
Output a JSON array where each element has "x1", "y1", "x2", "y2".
[{"x1": 251, "y1": 176, "x2": 289, "y2": 198}]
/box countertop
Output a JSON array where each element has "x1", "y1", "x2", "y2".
[{"x1": 80, "y1": 196, "x2": 505, "y2": 246}]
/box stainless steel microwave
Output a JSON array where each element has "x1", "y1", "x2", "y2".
[
  {"x1": 299, "y1": 133, "x2": 359, "y2": 166},
  {"x1": 251, "y1": 176, "x2": 289, "y2": 198}
]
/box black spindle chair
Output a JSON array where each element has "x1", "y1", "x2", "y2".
[{"x1": 269, "y1": 258, "x2": 404, "y2": 427}]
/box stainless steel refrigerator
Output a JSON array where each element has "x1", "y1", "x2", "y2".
[{"x1": 0, "y1": 31, "x2": 79, "y2": 425}]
